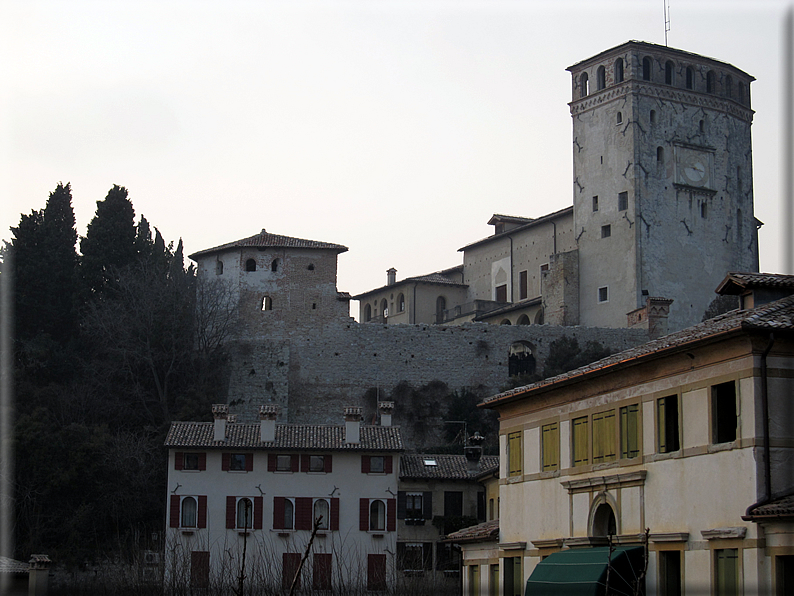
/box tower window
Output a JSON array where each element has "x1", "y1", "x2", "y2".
[
  {"x1": 245, "y1": 258, "x2": 256, "y2": 272},
  {"x1": 614, "y1": 58, "x2": 624, "y2": 83},
  {"x1": 650, "y1": 109, "x2": 656, "y2": 124},
  {"x1": 686, "y1": 67, "x2": 694, "y2": 90},
  {"x1": 580, "y1": 72, "x2": 589, "y2": 98},
  {"x1": 262, "y1": 296, "x2": 273, "y2": 311},
  {"x1": 307, "y1": 264, "x2": 315, "y2": 271},
  {"x1": 706, "y1": 70, "x2": 715, "y2": 94},
  {"x1": 701, "y1": 202, "x2": 707, "y2": 218},
  {"x1": 216, "y1": 261, "x2": 224, "y2": 275},
  {"x1": 592, "y1": 196, "x2": 599, "y2": 212},
  {"x1": 598, "y1": 287, "x2": 609, "y2": 303},
  {"x1": 657, "y1": 146, "x2": 664, "y2": 162},
  {"x1": 597, "y1": 66, "x2": 606, "y2": 91},
  {"x1": 642, "y1": 57, "x2": 652, "y2": 81},
  {"x1": 601, "y1": 225, "x2": 611, "y2": 238},
  {"x1": 616, "y1": 112, "x2": 623, "y2": 125},
  {"x1": 665, "y1": 61, "x2": 674, "y2": 85},
  {"x1": 271, "y1": 259, "x2": 280, "y2": 272},
  {"x1": 618, "y1": 192, "x2": 628, "y2": 211},
  {"x1": 725, "y1": 75, "x2": 733, "y2": 98},
  {"x1": 699, "y1": 119, "x2": 705, "y2": 134}
]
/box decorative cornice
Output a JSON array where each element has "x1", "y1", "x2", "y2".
[
  {"x1": 650, "y1": 532, "x2": 690, "y2": 543},
  {"x1": 498, "y1": 542, "x2": 527, "y2": 551},
  {"x1": 701, "y1": 527, "x2": 747, "y2": 540},
  {"x1": 531, "y1": 538, "x2": 565, "y2": 550},
  {"x1": 561, "y1": 471, "x2": 647, "y2": 494}
]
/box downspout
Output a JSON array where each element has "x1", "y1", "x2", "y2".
[
  {"x1": 550, "y1": 220, "x2": 557, "y2": 256},
  {"x1": 412, "y1": 283, "x2": 418, "y2": 324},
  {"x1": 509, "y1": 236, "x2": 514, "y2": 302}
]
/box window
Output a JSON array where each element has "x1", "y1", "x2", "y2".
[
  {"x1": 307, "y1": 263, "x2": 314, "y2": 271},
  {"x1": 572, "y1": 416, "x2": 589, "y2": 466},
  {"x1": 620, "y1": 404, "x2": 640, "y2": 459},
  {"x1": 381, "y1": 299, "x2": 388, "y2": 318},
  {"x1": 712, "y1": 381, "x2": 737, "y2": 444},
  {"x1": 657, "y1": 395, "x2": 680, "y2": 453},
  {"x1": 616, "y1": 111, "x2": 623, "y2": 125},
  {"x1": 642, "y1": 57, "x2": 652, "y2": 81},
  {"x1": 313, "y1": 553, "x2": 332, "y2": 590},
  {"x1": 271, "y1": 258, "x2": 279, "y2": 272},
  {"x1": 470, "y1": 564, "x2": 480, "y2": 596},
  {"x1": 364, "y1": 304, "x2": 371, "y2": 322},
  {"x1": 398, "y1": 293, "x2": 405, "y2": 312},
  {"x1": 398, "y1": 542, "x2": 432, "y2": 572},
  {"x1": 269, "y1": 453, "x2": 298, "y2": 473},
  {"x1": 495, "y1": 284, "x2": 507, "y2": 303},
  {"x1": 262, "y1": 296, "x2": 272, "y2": 311},
  {"x1": 592, "y1": 410, "x2": 616, "y2": 464},
  {"x1": 592, "y1": 195, "x2": 599, "y2": 212},
  {"x1": 230, "y1": 454, "x2": 247, "y2": 471},
  {"x1": 280, "y1": 498, "x2": 295, "y2": 530},
  {"x1": 236, "y1": 497, "x2": 253, "y2": 530},
  {"x1": 601, "y1": 225, "x2": 611, "y2": 238},
  {"x1": 370, "y1": 456, "x2": 385, "y2": 473},
  {"x1": 309, "y1": 455, "x2": 326, "y2": 472},
  {"x1": 541, "y1": 422, "x2": 559, "y2": 471},
  {"x1": 706, "y1": 70, "x2": 715, "y2": 93},
  {"x1": 223, "y1": 453, "x2": 253, "y2": 472},
  {"x1": 686, "y1": 66, "x2": 694, "y2": 89},
  {"x1": 539, "y1": 263, "x2": 549, "y2": 273},
  {"x1": 314, "y1": 498, "x2": 329, "y2": 530},
  {"x1": 725, "y1": 75, "x2": 733, "y2": 99},
  {"x1": 507, "y1": 431, "x2": 522, "y2": 477},
  {"x1": 650, "y1": 109, "x2": 656, "y2": 124},
  {"x1": 597, "y1": 66, "x2": 606, "y2": 91},
  {"x1": 360, "y1": 497, "x2": 395, "y2": 531},
  {"x1": 701, "y1": 202, "x2": 707, "y2": 218},
  {"x1": 659, "y1": 551, "x2": 682, "y2": 596},
  {"x1": 170, "y1": 495, "x2": 206, "y2": 529},
  {"x1": 215, "y1": 261, "x2": 223, "y2": 275},
  {"x1": 181, "y1": 496, "x2": 198, "y2": 528},
  {"x1": 519, "y1": 271, "x2": 528, "y2": 300},
  {"x1": 488, "y1": 498, "x2": 495, "y2": 520},
  {"x1": 714, "y1": 549, "x2": 739, "y2": 595},
  {"x1": 436, "y1": 296, "x2": 446, "y2": 323},
  {"x1": 580, "y1": 72, "x2": 589, "y2": 98},
  {"x1": 370, "y1": 500, "x2": 386, "y2": 531},
  {"x1": 362, "y1": 455, "x2": 392, "y2": 474},
  {"x1": 591, "y1": 503, "x2": 617, "y2": 537},
  {"x1": 618, "y1": 191, "x2": 628, "y2": 211},
  {"x1": 598, "y1": 287, "x2": 608, "y2": 303},
  {"x1": 405, "y1": 493, "x2": 424, "y2": 521},
  {"x1": 700, "y1": 119, "x2": 705, "y2": 134},
  {"x1": 245, "y1": 258, "x2": 256, "y2": 272},
  {"x1": 183, "y1": 453, "x2": 199, "y2": 470},
  {"x1": 665, "y1": 61, "x2": 674, "y2": 85},
  {"x1": 175, "y1": 452, "x2": 205, "y2": 471},
  {"x1": 503, "y1": 557, "x2": 521, "y2": 596},
  {"x1": 614, "y1": 58, "x2": 624, "y2": 83},
  {"x1": 444, "y1": 491, "x2": 463, "y2": 517}
]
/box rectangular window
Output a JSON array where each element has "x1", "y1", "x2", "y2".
[
  {"x1": 406, "y1": 493, "x2": 423, "y2": 520},
  {"x1": 398, "y1": 542, "x2": 432, "y2": 572},
  {"x1": 712, "y1": 382, "x2": 737, "y2": 444},
  {"x1": 503, "y1": 557, "x2": 521, "y2": 596},
  {"x1": 276, "y1": 455, "x2": 293, "y2": 472},
  {"x1": 230, "y1": 454, "x2": 247, "y2": 471},
  {"x1": 183, "y1": 453, "x2": 200, "y2": 470},
  {"x1": 601, "y1": 224, "x2": 611, "y2": 238},
  {"x1": 469, "y1": 564, "x2": 480, "y2": 596},
  {"x1": 592, "y1": 196, "x2": 599, "y2": 211},
  {"x1": 309, "y1": 455, "x2": 325, "y2": 472},
  {"x1": 657, "y1": 395, "x2": 680, "y2": 453},
  {"x1": 495, "y1": 284, "x2": 507, "y2": 303},
  {"x1": 620, "y1": 404, "x2": 640, "y2": 459},
  {"x1": 618, "y1": 191, "x2": 628, "y2": 211},
  {"x1": 598, "y1": 287, "x2": 609, "y2": 303},
  {"x1": 444, "y1": 491, "x2": 463, "y2": 518},
  {"x1": 592, "y1": 410, "x2": 616, "y2": 463},
  {"x1": 539, "y1": 263, "x2": 549, "y2": 273},
  {"x1": 541, "y1": 423, "x2": 559, "y2": 471},
  {"x1": 659, "y1": 550, "x2": 682, "y2": 596},
  {"x1": 715, "y1": 549, "x2": 739, "y2": 595},
  {"x1": 572, "y1": 416, "x2": 589, "y2": 466},
  {"x1": 507, "y1": 431, "x2": 523, "y2": 477},
  {"x1": 519, "y1": 271, "x2": 528, "y2": 300},
  {"x1": 369, "y1": 456, "x2": 385, "y2": 473}
]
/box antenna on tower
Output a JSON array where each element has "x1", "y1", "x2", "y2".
[{"x1": 663, "y1": 0, "x2": 671, "y2": 46}]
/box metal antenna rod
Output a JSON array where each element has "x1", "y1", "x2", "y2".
[{"x1": 664, "y1": 0, "x2": 671, "y2": 47}]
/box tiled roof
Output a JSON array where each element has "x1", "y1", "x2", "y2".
[
  {"x1": 0, "y1": 556, "x2": 29, "y2": 574},
  {"x1": 444, "y1": 519, "x2": 499, "y2": 543},
  {"x1": 482, "y1": 294, "x2": 794, "y2": 407},
  {"x1": 744, "y1": 493, "x2": 794, "y2": 519},
  {"x1": 352, "y1": 270, "x2": 467, "y2": 299},
  {"x1": 165, "y1": 422, "x2": 403, "y2": 452},
  {"x1": 474, "y1": 296, "x2": 541, "y2": 320},
  {"x1": 716, "y1": 272, "x2": 794, "y2": 295},
  {"x1": 188, "y1": 229, "x2": 348, "y2": 259},
  {"x1": 400, "y1": 454, "x2": 499, "y2": 480},
  {"x1": 487, "y1": 214, "x2": 534, "y2": 225},
  {"x1": 459, "y1": 206, "x2": 573, "y2": 252}
]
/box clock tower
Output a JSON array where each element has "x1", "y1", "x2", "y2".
[{"x1": 567, "y1": 41, "x2": 759, "y2": 332}]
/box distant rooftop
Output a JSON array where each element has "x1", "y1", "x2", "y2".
[
  {"x1": 400, "y1": 454, "x2": 499, "y2": 480},
  {"x1": 189, "y1": 229, "x2": 348, "y2": 260},
  {"x1": 444, "y1": 519, "x2": 499, "y2": 544}
]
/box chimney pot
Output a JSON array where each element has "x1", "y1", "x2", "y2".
[
  {"x1": 212, "y1": 404, "x2": 229, "y2": 442},
  {"x1": 344, "y1": 406, "x2": 362, "y2": 444},
  {"x1": 260, "y1": 404, "x2": 278, "y2": 442},
  {"x1": 387, "y1": 268, "x2": 397, "y2": 286},
  {"x1": 378, "y1": 401, "x2": 395, "y2": 427}
]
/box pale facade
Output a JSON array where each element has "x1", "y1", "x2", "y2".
[{"x1": 471, "y1": 273, "x2": 794, "y2": 595}]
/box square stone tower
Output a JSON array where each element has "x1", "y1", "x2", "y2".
[{"x1": 567, "y1": 41, "x2": 759, "y2": 331}]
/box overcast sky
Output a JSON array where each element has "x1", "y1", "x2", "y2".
[{"x1": 1, "y1": 0, "x2": 791, "y2": 316}]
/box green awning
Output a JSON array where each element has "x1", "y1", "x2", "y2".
[{"x1": 525, "y1": 546, "x2": 644, "y2": 596}]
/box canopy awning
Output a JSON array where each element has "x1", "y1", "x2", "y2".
[{"x1": 525, "y1": 546, "x2": 644, "y2": 596}]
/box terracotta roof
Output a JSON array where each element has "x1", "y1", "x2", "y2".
[
  {"x1": 487, "y1": 214, "x2": 534, "y2": 225},
  {"x1": 459, "y1": 206, "x2": 573, "y2": 252},
  {"x1": 400, "y1": 454, "x2": 499, "y2": 480},
  {"x1": 744, "y1": 493, "x2": 794, "y2": 520},
  {"x1": 0, "y1": 557, "x2": 29, "y2": 574},
  {"x1": 165, "y1": 422, "x2": 403, "y2": 452},
  {"x1": 444, "y1": 519, "x2": 499, "y2": 543},
  {"x1": 352, "y1": 270, "x2": 467, "y2": 299},
  {"x1": 474, "y1": 296, "x2": 542, "y2": 320},
  {"x1": 482, "y1": 294, "x2": 794, "y2": 407},
  {"x1": 188, "y1": 229, "x2": 348, "y2": 259},
  {"x1": 716, "y1": 272, "x2": 794, "y2": 295}
]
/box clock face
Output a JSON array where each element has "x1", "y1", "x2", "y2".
[
  {"x1": 683, "y1": 159, "x2": 707, "y2": 185},
  {"x1": 676, "y1": 148, "x2": 712, "y2": 188}
]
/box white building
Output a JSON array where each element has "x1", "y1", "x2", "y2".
[{"x1": 164, "y1": 403, "x2": 402, "y2": 592}]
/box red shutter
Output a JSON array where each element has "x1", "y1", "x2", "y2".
[
  {"x1": 387, "y1": 498, "x2": 396, "y2": 531},
  {"x1": 198, "y1": 452, "x2": 206, "y2": 471},
  {"x1": 361, "y1": 456, "x2": 370, "y2": 473},
  {"x1": 175, "y1": 452, "x2": 183, "y2": 470},
  {"x1": 295, "y1": 497, "x2": 313, "y2": 530},
  {"x1": 359, "y1": 498, "x2": 369, "y2": 531},
  {"x1": 325, "y1": 455, "x2": 332, "y2": 473},
  {"x1": 254, "y1": 496, "x2": 263, "y2": 530},
  {"x1": 268, "y1": 454, "x2": 277, "y2": 472},
  {"x1": 222, "y1": 453, "x2": 230, "y2": 471},
  {"x1": 283, "y1": 553, "x2": 302, "y2": 590},
  {"x1": 246, "y1": 453, "x2": 254, "y2": 472},
  {"x1": 169, "y1": 495, "x2": 180, "y2": 528},
  {"x1": 197, "y1": 496, "x2": 207, "y2": 528},
  {"x1": 226, "y1": 496, "x2": 236, "y2": 529},
  {"x1": 330, "y1": 498, "x2": 339, "y2": 531},
  {"x1": 367, "y1": 554, "x2": 387, "y2": 591},
  {"x1": 290, "y1": 454, "x2": 299, "y2": 472},
  {"x1": 273, "y1": 497, "x2": 285, "y2": 530},
  {"x1": 301, "y1": 454, "x2": 310, "y2": 473},
  {"x1": 313, "y1": 553, "x2": 332, "y2": 590},
  {"x1": 384, "y1": 456, "x2": 393, "y2": 474}
]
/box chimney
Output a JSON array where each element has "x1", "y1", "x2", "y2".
[
  {"x1": 260, "y1": 404, "x2": 278, "y2": 442},
  {"x1": 344, "y1": 406, "x2": 363, "y2": 444},
  {"x1": 28, "y1": 554, "x2": 51, "y2": 596},
  {"x1": 387, "y1": 268, "x2": 397, "y2": 286},
  {"x1": 647, "y1": 297, "x2": 674, "y2": 340},
  {"x1": 464, "y1": 432, "x2": 485, "y2": 473},
  {"x1": 378, "y1": 401, "x2": 394, "y2": 427},
  {"x1": 212, "y1": 404, "x2": 229, "y2": 442}
]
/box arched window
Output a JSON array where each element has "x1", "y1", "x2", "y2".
[
  {"x1": 262, "y1": 296, "x2": 272, "y2": 311},
  {"x1": 215, "y1": 261, "x2": 223, "y2": 275},
  {"x1": 245, "y1": 258, "x2": 256, "y2": 272},
  {"x1": 686, "y1": 66, "x2": 694, "y2": 90},
  {"x1": 369, "y1": 500, "x2": 386, "y2": 531},
  {"x1": 517, "y1": 314, "x2": 530, "y2": 325},
  {"x1": 381, "y1": 299, "x2": 388, "y2": 318},
  {"x1": 436, "y1": 296, "x2": 446, "y2": 324},
  {"x1": 725, "y1": 75, "x2": 733, "y2": 98},
  {"x1": 580, "y1": 72, "x2": 589, "y2": 98},
  {"x1": 364, "y1": 304, "x2": 372, "y2": 322},
  {"x1": 314, "y1": 499, "x2": 330, "y2": 530},
  {"x1": 509, "y1": 341, "x2": 536, "y2": 377},
  {"x1": 271, "y1": 258, "x2": 280, "y2": 272},
  {"x1": 500, "y1": 319, "x2": 511, "y2": 326},
  {"x1": 591, "y1": 503, "x2": 617, "y2": 537},
  {"x1": 616, "y1": 112, "x2": 623, "y2": 125},
  {"x1": 397, "y1": 294, "x2": 405, "y2": 313},
  {"x1": 657, "y1": 146, "x2": 664, "y2": 162},
  {"x1": 596, "y1": 66, "x2": 606, "y2": 91},
  {"x1": 307, "y1": 263, "x2": 315, "y2": 271},
  {"x1": 642, "y1": 57, "x2": 652, "y2": 81},
  {"x1": 706, "y1": 70, "x2": 715, "y2": 93},
  {"x1": 283, "y1": 499, "x2": 295, "y2": 530},
  {"x1": 534, "y1": 309, "x2": 544, "y2": 325},
  {"x1": 650, "y1": 109, "x2": 656, "y2": 124},
  {"x1": 665, "y1": 61, "x2": 674, "y2": 85},
  {"x1": 237, "y1": 498, "x2": 253, "y2": 530},
  {"x1": 699, "y1": 119, "x2": 705, "y2": 134},
  {"x1": 181, "y1": 496, "x2": 197, "y2": 528},
  {"x1": 614, "y1": 58, "x2": 624, "y2": 83}
]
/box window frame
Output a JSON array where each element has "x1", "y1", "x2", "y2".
[
  {"x1": 572, "y1": 416, "x2": 589, "y2": 467},
  {"x1": 619, "y1": 403, "x2": 641, "y2": 460},
  {"x1": 369, "y1": 455, "x2": 385, "y2": 473},
  {"x1": 369, "y1": 499, "x2": 387, "y2": 531},
  {"x1": 541, "y1": 422, "x2": 559, "y2": 472},
  {"x1": 592, "y1": 409, "x2": 617, "y2": 464},
  {"x1": 657, "y1": 394, "x2": 681, "y2": 454},
  {"x1": 598, "y1": 286, "x2": 609, "y2": 303},
  {"x1": 309, "y1": 455, "x2": 326, "y2": 473},
  {"x1": 313, "y1": 498, "x2": 330, "y2": 531},
  {"x1": 507, "y1": 431, "x2": 523, "y2": 477},
  {"x1": 236, "y1": 497, "x2": 254, "y2": 530},
  {"x1": 276, "y1": 454, "x2": 293, "y2": 472},
  {"x1": 711, "y1": 381, "x2": 738, "y2": 444},
  {"x1": 230, "y1": 453, "x2": 247, "y2": 471},
  {"x1": 181, "y1": 496, "x2": 198, "y2": 528}
]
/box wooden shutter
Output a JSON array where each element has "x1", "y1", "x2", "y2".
[
  {"x1": 290, "y1": 454, "x2": 299, "y2": 473},
  {"x1": 198, "y1": 452, "x2": 206, "y2": 471},
  {"x1": 273, "y1": 497, "x2": 285, "y2": 530},
  {"x1": 330, "y1": 498, "x2": 339, "y2": 531},
  {"x1": 384, "y1": 456, "x2": 393, "y2": 474},
  {"x1": 245, "y1": 453, "x2": 253, "y2": 472},
  {"x1": 221, "y1": 453, "x2": 230, "y2": 471},
  {"x1": 367, "y1": 554, "x2": 387, "y2": 591},
  {"x1": 572, "y1": 417, "x2": 589, "y2": 466},
  {"x1": 190, "y1": 551, "x2": 210, "y2": 589},
  {"x1": 620, "y1": 404, "x2": 640, "y2": 459},
  {"x1": 542, "y1": 423, "x2": 559, "y2": 471},
  {"x1": 397, "y1": 492, "x2": 407, "y2": 520},
  {"x1": 359, "y1": 498, "x2": 369, "y2": 531},
  {"x1": 301, "y1": 454, "x2": 310, "y2": 473},
  {"x1": 169, "y1": 495, "x2": 180, "y2": 528},
  {"x1": 282, "y1": 552, "x2": 302, "y2": 590},
  {"x1": 197, "y1": 496, "x2": 207, "y2": 528},
  {"x1": 361, "y1": 455, "x2": 370, "y2": 473},
  {"x1": 313, "y1": 553, "x2": 332, "y2": 590},
  {"x1": 508, "y1": 432, "x2": 522, "y2": 476},
  {"x1": 268, "y1": 454, "x2": 277, "y2": 472},
  {"x1": 226, "y1": 496, "x2": 236, "y2": 529},
  {"x1": 175, "y1": 452, "x2": 183, "y2": 470},
  {"x1": 254, "y1": 496, "x2": 263, "y2": 530},
  {"x1": 387, "y1": 498, "x2": 396, "y2": 531},
  {"x1": 325, "y1": 454, "x2": 332, "y2": 473},
  {"x1": 423, "y1": 492, "x2": 433, "y2": 519},
  {"x1": 295, "y1": 497, "x2": 313, "y2": 530}
]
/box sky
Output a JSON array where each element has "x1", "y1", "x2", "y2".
[{"x1": 1, "y1": 0, "x2": 791, "y2": 317}]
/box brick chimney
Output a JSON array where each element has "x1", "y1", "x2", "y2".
[
  {"x1": 344, "y1": 406, "x2": 363, "y2": 444},
  {"x1": 260, "y1": 404, "x2": 278, "y2": 443},
  {"x1": 212, "y1": 404, "x2": 229, "y2": 442},
  {"x1": 464, "y1": 432, "x2": 485, "y2": 473},
  {"x1": 28, "y1": 554, "x2": 51, "y2": 596},
  {"x1": 387, "y1": 268, "x2": 397, "y2": 286},
  {"x1": 378, "y1": 401, "x2": 394, "y2": 427}
]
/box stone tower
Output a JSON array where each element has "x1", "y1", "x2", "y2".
[{"x1": 567, "y1": 41, "x2": 759, "y2": 332}]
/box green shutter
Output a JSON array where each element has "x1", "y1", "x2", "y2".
[
  {"x1": 716, "y1": 549, "x2": 739, "y2": 596},
  {"x1": 542, "y1": 423, "x2": 559, "y2": 471},
  {"x1": 657, "y1": 397, "x2": 667, "y2": 453},
  {"x1": 508, "y1": 432, "x2": 522, "y2": 477},
  {"x1": 620, "y1": 404, "x2": 639, "y2": 459},
  {"x1": 573, "y1": 417, "x2": 589, "y2": 466}
]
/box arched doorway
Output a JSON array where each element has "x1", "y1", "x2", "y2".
[
  {"x1": 436, "y1": 296, "x2": 446, "y2": 324},
  {"x1": 508, "y1": 341, "x2": 536, "y2": 378}
]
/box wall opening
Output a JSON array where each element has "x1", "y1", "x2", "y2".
[
  {"x1": 614, "y1": 58, "x2": 624, "y2": 83},
  {"x1": 435, "y1": 296, "x2": 446, "y2": 324},
  {"x1": 591, "y1": 503, "x2": 617, "y2": 537},
  {"x1": 216, "y1": 261, "x2": 224, "y2": 275},
  {"x1": 665, "y1": 61, "x2": 674, "y2": 85},
  {"x1": 686, "y1": 66, "x2": 694, "y2": 90},
  {"x1": 245, "y1": 259, "x2": 256, "y2": 272},
  {"x1": 580, "y1": 72, "x2": 589, "y2": 98},
  {"x1": 262, "y1": 296, "x2": 273, "y2": 311},
  {"x1": 271, "y1": 258, "x2": 280, "y2": 272},
  {"x1": 508, "y1": 341, "x2": 536, "y2": 377},
  {"x1": 642, "y1": 57, "x2": 651, "y2": 81},
  {"x1": 597, "y1": 66, "x2": 606, "y2": 91}
]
